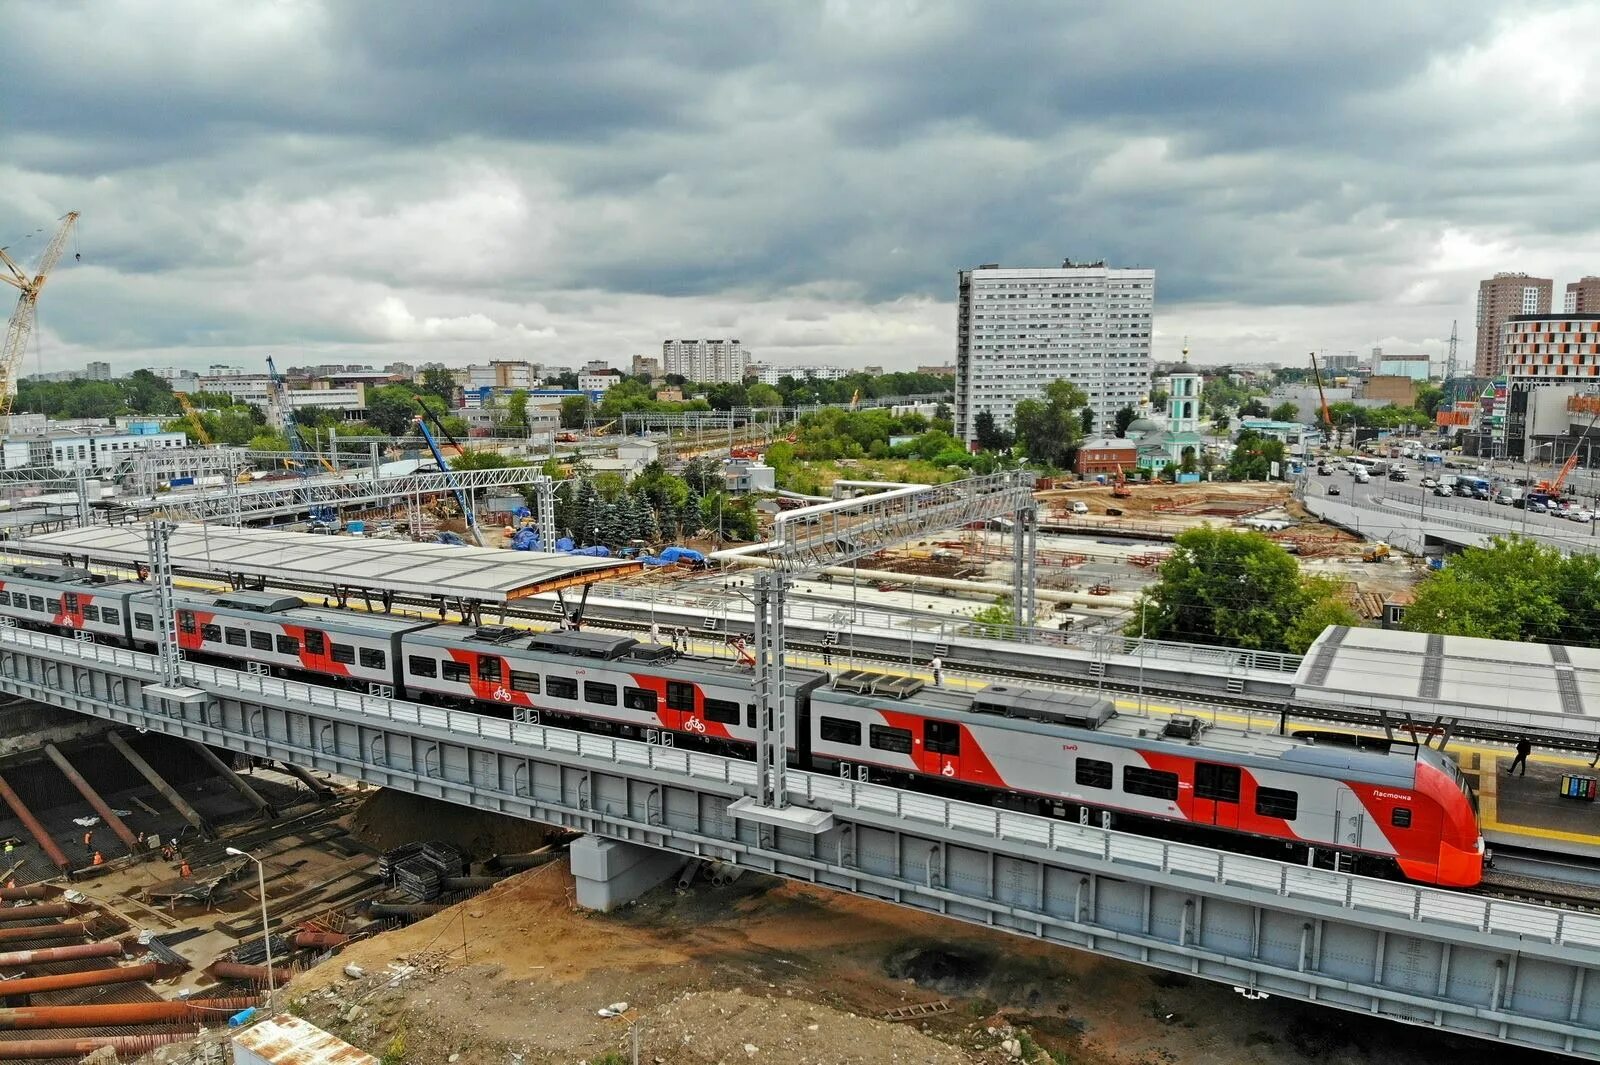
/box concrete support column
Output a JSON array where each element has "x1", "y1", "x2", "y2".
[{"x1": 569, "y1": 835, "x2": 681, "y2": 912}]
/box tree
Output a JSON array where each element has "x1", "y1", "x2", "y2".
[
  {"x1": 1011, "y1": 379, "x2": 1088, "y2": 469},
  {"x1": 1415, "y1": 383, "x2": 1446, "y2": 419},
  {"x1": 1269, "y1": 402, "x2": 1301, "y2": 423},
  {"x1": 1284, "y1": 576, "x2": 1361, "y2": 654},
  {"x1": 1226, "y1": 429, "x2": 1286, "y2": 481},
  {"x1": 559, "y1": 395, "x2": 592, "y2": 429},
  {"x1": 969, "y1": 597, "x2": 1015, "y2": 637},
  {"x1": 1079, "y1": 407, "x2": 1095, "y2": 435},
  {"x1": 1129, "y1": 527, "x2": 1344, "y2": 653},
  {"x1": 1240, "y1": 398, "x2": 1270, "y2": 419},
  {"x1": 1148, "y1": 388, "x2": 1169, "y2": 413},
  {"x1": 1114, "y1": 406, "x2": 1138, "y2": 437},
  {"x1": 418, "y1": 367, "x2": 456, "y2": 405},
  {"x1": 972, "y1": 410, "x2": 1012, "y2": 451},
  {"x1": 122, "y1": 370, "x2": 178, "y2": 415},
  {"x1": 1402, "y1": 537, "x2": 1600, "y2": 646},
  {"x1": 746, "y1": 382, "x2": 782, "y2": 408},
  {"x1": 366, "y1": 384, "x2": 422, "y2": 435}
]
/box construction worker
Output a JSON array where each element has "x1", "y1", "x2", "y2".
[
  {"x1": 3, "y1": 840, "x2": 13, "y2": 856},
  {"x1": 161, "y1": 843, "x2": 174, "y2": 862},
  {"x1": 91, "y1": 851, "x2": 103, "y2": 866},
  {"x1": 179, "y1": 859, "x2": 192, "y2": 878},
  {"x1": 82, "y1": 830, "x2": 93, "y2": 849}
]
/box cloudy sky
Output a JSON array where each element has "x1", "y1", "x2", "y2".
[{"x1": 4, "y1": 1, "x2": 1599, "y2": 375}]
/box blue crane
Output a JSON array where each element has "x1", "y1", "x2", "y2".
[{"x1": 415, "y1": 401, "x2": 487, "y2": 547}]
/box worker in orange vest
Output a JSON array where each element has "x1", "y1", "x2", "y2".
[
  {"x1": 91, "y1": 851, "x2": 103, "y2": 866},
  {"x1": 82, "y1": 830, "x2": 93, "y2": 849},
  {"x1": 179, "y1": 859, "x2": 192, "y2": 878}
]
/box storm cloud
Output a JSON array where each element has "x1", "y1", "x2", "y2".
[{"x1": 3, "y1": 1, "x2": 1596, "y2": 374}]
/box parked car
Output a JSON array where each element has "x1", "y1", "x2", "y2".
[
  {"x1": 1573, "y1": 509, "x2": 1594, "y2": 524},
  {"x1": 1434, "y1": 485, "x2": 1453, "y2": 497},
  {"x1": 1420, "y1": 477, "x2": 1437, "y2": 489},
  {"x1": 1527, "y1": 499, "x2": 1549, "y2": 513},
  {"x1": 1327, "y1": 485, "x2": 1342, "y2": 495},
  {"x1": 1070, "y1": 500, "x2": 1089, "y2": 515}
]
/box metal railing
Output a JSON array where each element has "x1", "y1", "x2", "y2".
[{"x1": 6, "y1": 625, "x2": 1591, "y2": 948}]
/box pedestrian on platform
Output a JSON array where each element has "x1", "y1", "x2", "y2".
[
  {"x1": 1508, "y1": 736, "x2": 1532, "y2": 776},
  {"x1": 930, "y1": 656, "x2": 944, "y2": 687},
  {"x1": 650, "y1": 621, "x2": 661, "y2": 645}
]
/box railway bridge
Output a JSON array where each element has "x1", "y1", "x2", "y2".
[{"x1": 2, "y1": 626, "x2": 1597, "y2": 1059}]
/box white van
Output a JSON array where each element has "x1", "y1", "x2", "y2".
[{"x1": 1070, "y1": 500, "x2": 1089, "y2": 515}]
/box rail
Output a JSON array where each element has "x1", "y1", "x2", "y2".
[{"x1": 9, "y1": 626, "x2": 1597, "y2": 949}]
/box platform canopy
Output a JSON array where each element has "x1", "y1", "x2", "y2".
[
  {"x1": 1295, "y1": 625, "x2": 1600, "y2": 732},
  {"x1": 10, "y1": 524, "x2": 642, "y2": 604}
]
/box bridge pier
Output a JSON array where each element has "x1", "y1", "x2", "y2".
[{"x1": 569, "y1": 835, "x2": 681, "y2": 912}]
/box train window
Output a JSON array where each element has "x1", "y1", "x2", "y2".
[
  {"x1": 82, "y1": 605, "x2": 99, "y2": 622},
  {"x1": 409, "y1": 655, "x2": 437, "y2": 678},
  {"x1": 704, "y1": 698, "x2": 740, "y2": 724},
  {"x1": 250, "y1": 631, "x2": 273, "y2": 651},
  {"x1": 305, "y1": 631, "x2": 326, "y2": 655},
  {"x1": 63, "y1": 593, "x2": 79, "y2": 613},
  {"x1": 47, "y1": 598, "x2": 60, "y2": 614},
  {"x1": 360, "y1": 648, "x2": 385, "y2": 669},
  {"x1": 746, "y1": 703, "x2": 756, "y2": 728},
  {"x1": 178, "y1": 611, "x2": 196, "y2": 634},
  {"x1": 441, "y1": 661, "x2": 471, "y2": 684},
  {"x1": 0, "y1": 592, "x2": 9, "y2": 606},
  {"x1": 666, "y1": 681, "x2": 695, "y2": 712},
  {"x1": 511, "y1": 670, "x2": 540, "y2": 694},
  {"x1": 1075, "y1": 758, "x2": 1113, "y2": 790},
  {"x1": 1194, "y1": 763, "x2": 1241, "y2": 803},
  {"x1": 585, "y1": 682, "x2": 619, "y2": 706},
  {"x1": 276, "y1": 634, "x2": 300, "y2": 655},
  {"x1": 1255, "y1": 787, "x2": 1299, "y2": 821},
  {"x1": 623, "y1": 686, "x2": 655, "y2": 712},
  {"x1": 134, "y1": 614, "x2": 154, "y2": 631},
  {"x1": 1390, "y1": 807, "x2": 1413, "y2": 829},
  {"x1": 477, "y1": 655, "x2": 502, "y2": 683},
  {"x1": 820, "y1": 717, "x2": 862, "y2": 745},
  {"x1": 28, "y1": 596, "x2": 44, "y2": 613},
  {"x1": 100, "y1": 607, "x2": 120, "y2": 626},
  {"x1": 546, "y1": 676, "x2": 578, "y2": 700},
  {"x1": 1123, "y1": 766, "x2": 1179, "y2": 801},
  {"x1": 924, "y1": 720, "x2": 960, "y2": 756},
  {"x1": 201, "y1": 624, "x2": 222, "y2": 643},
  {"x1": 330, "y1": 644, "x2": 356, "y2": 665},
  {"x1": 225, "y1": 628, "x2": 246, "y2": 647},
  {"x1": 869, "y1": 724, "x2": 913, "y2": 754}
]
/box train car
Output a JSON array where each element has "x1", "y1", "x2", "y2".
[
  {"x1": 398, "y1": 626, "x2": 827, "y2": 749},
  {"x1": 0, "y1": 564, "x2": 141, "y2": 643},
  {"x1": 806, "y1": 676, "x2": 1483, "y2": 888},
  {"x1": 152, "y1": 591, "x2": 432, "y2": 691}
]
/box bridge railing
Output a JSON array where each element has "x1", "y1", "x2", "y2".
[{"x1": 9, "y1": 626, "x2": 1596, "y2": 948}]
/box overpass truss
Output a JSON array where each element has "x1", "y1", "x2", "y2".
[{"x1": 2, "y1": 628, "x2": 1598, "y2": 1059}]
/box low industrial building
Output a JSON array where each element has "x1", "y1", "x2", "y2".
[
  {"x1": 1238, "y1": 418, "x2": 1324, "y2": 456},
  {"x1": 721, "y1": 459, "x2": 776, "y2": 493},
  {"x1": 1075, "y1": 437, "x2": 1138, "y2": 477},
  {"x1": 0, "y1": 426, "x2": 189, "y2": 472}
]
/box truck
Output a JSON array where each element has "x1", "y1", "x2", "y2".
[{"x1": 1454, "y1": 475, "x2": 1491, "y2": 499}]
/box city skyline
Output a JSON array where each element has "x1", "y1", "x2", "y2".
[{"x1": 4, "y1": 3, "x2": 1599, "y2": 375}]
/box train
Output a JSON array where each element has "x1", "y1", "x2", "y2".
[{"x1": 0, "y1": 562, "x2": 1484, "y2": 888}]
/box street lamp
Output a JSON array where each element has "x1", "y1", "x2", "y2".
[{"x1": 226, "y1": 847, "x2": 274, "y2": 1002}]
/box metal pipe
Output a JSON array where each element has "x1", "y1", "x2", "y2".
[
  {"x1": 274, "y1": 761, "x2": 331, "y2": 800},
  {"x1": 105, "y1": 732, "x2": 211, "y2": 837},
  {"x1": 0, "y1": 922, "x2": 90, "y2": 945},
  {"x1": 0, "y1": 962, "x2": 177, "y2": 998},
  {"x1": 0, "y1": 906, "x2": 76, "y2": 923},
  {"x1": 0, "y1": 997, "x2": 258, "y2": 1030},
  {"x1": 0, "y1": 1033, "x2": 197, "y2": 1059},
  {"x1": 0, "y1": 886, "x2": 49, "y2": 902},
  {"x1": 186, "y1": 742, "x2": 274, "y2": 817},
  {"x1": 205, "y1": 961, "x2": 294, "y2": 985},
  {"x1": 491, "y1": 847, "x2": 559, "y2": 871},
  {"x1": 288, "y1": 930, "x2": 348, "y2": 950},
  {"x1": 0, "y1": 774, "x2": 69, "y2": 871},
  {"x1": 42, "y1": 744, "x2": 140, "y2": 853},
  {"x1": 0, "y1": 940, "x2": 129, "y2": 967}
]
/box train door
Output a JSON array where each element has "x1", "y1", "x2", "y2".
[
  {"x1": 1192, "y1": 762, "x2": 1241, "y2": 830},
  {"x1": 923, "y1": 719, "x2": 960, "y2": 779},
  {"x1": 1333, "y1": 789, "x2": 1366, "y2": 848},
  {"x1": 300, "y1": 628, "x2": 331, "y2": 674}
]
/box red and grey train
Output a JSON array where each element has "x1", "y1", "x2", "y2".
[{"x1": 0, "y1": 563, "x2": 1484, "y2": 887}]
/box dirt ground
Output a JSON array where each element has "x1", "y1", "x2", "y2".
[{"x1": 258, "y1": 855, "x2": 1542, "y2": 1065}]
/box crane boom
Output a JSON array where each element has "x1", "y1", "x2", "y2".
[
  {"x1": 1309, "y1": 351, "x2": 1333, "y2": 436},
  {"x1": 175, "y1": 392, "x2": 211, "y2": 445},
  {"x1": 0, "y1": 212, "x2": 80, "y2": 416},
  {"x1": 415, "y1": 401, "x2": 487, "y2": 547}
]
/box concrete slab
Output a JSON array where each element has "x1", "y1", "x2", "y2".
[{"x1": 569, "y1": 835, "x2": 682, "y2": 912}]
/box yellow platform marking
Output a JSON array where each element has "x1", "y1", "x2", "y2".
[{"x1": 1478, "y1": 752, "x2": 1497, "y2": 828}]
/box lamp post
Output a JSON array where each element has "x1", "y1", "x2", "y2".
[{"x1": 226, "y1": 847, "x2": 274, "y2": 1002}]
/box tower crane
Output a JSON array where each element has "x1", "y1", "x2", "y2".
[
  {"x1": 0, "y1": 212, "x2": 80, "y2": 416},
  {"x1": 1309, "y1": 351, "x2": 1333, "y2": 442}
]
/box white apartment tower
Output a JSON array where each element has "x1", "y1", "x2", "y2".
[
  {"x1": 955, "y1": 261, "x2": 1154, "y2": 444},
  {"x1": 661, "y1": 339, "x2": 747, "y2": 384}
]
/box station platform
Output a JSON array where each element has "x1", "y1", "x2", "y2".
[{"x1": 1459, "y1": 749, "x2": 1600, "y2": 861}]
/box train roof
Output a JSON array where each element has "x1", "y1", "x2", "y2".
[
  {"x1": 810, "y1": 677, "x2": 1420, "y2": 787},
  {"x1": 168, "y1": 590, "x2": 306, "y2": 614},
  {"x1": 283, "y1": 607, "x2": 434, "y2": 637},
  {"x1": 0, "y1": 563, "x2": 96, "y2": 585}
]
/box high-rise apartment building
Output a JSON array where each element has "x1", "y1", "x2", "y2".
[
  {"x1": 955, "y1": 261, "x2": 1154, "y2": 444},
  {"x1": 1475, "y1": 273, "x2": 1552, "y2": 376},
  {"x1": 1565, "y1": 277, "x2": 1600, "y2": 314},
  {"x1": 1498, "y1": 312, "x2": 1600, "y2": 458},
  {"x1": 661, "y1": 339, "x2": 746, "y2": 383},
  {"x1": 85, "y1": 361, "x2": 112, "y2": 381}
]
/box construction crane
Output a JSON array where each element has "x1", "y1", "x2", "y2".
[
  {"x1": 175, "y1": 392, "x2": 211, "y2": 445},
  {"x1": 264, "y1": 356, "x2": 333, "y2": 473},
  {"x1": 1309, "y1": 351, "x2": 1333, "y2": 441},
  {"x1": 1535, "y1": 408, "x2": 1600, "y2": 496},
  {"x1": 0, "y1": 211, "x2": 80, "y2": 417},
  {"x1": 415, "y1": 400, "x2": 487, "y2": 547}
]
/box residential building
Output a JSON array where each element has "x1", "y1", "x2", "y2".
[
  {"x1": 662, "y1": 339, "x2": 747, "y2": 383},
  {"x1": 1363, "y1": 375, "x2": 1418, "y2": 406},
  {"x1": 1475, "y1": 272, "x2": 1552, "y2": 376},
  {"x1": 1566, "y1": 277, "x2": 1600, "y2": 314},
  {"x1": 195, "y1": 373, "x2": 368, "y2": 418},
  {"x1": 954, "y1": 261, "x2": 1154, "y2": 444},
  {"x1": 578, "y1": 369, "x2": 624, "y2": 393},
  {"x1": 916, "y1": 364, "x2": 957, "y2": 377},
  {"x1": 0, "y1": 428, "x2": 188, "y2": 473},
  {"x1": 1319, "y1": 353, "x2": 1360, "y2": 374},
  {"x1": 1376, "y1": 354, "x2": 1431, "y2": 381},
  {"x1": 455, "y1": 360, "x2": 538, "y2": 390},
  {"x1": 148, "y1": 366, "x2": 200, "y2": 390},
  {"x1": 85, "y1": 361, "x2": 112, "y2": 381},
  {"x1": 1499, "y1": 312, "x2": 1600, "y2": 458},
  {"x1": 749, "y1": 363, "x2": 874, "y2": 385},
  {"x1": 1074, "y1": 437, "x2": 1138, "y2": 477},
  {"x1": 630, "y1": 354, "x2": 661, "y2": 378}
]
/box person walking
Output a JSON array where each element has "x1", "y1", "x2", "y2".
[
  {"x1": 929, "y1": 656, "x2": 944, "y2": 687},
  {"x1": 650, "y1": 621, "x2": 661, "y2": 645},
  {"x1": 1508, "y1": 736, "x2": 1532, "y2": 776}
]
